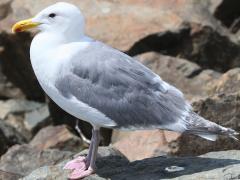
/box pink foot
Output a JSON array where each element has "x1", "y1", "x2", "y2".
[
  {"x1": 63, "y1": 156, "x2": 88, "y2": 171},
  {"x1": 68, "y1": 167, "x2": 95, "y2": 180}
]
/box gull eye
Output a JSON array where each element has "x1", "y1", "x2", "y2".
[{"x1": 48, "y1": 13, "x2": 56, "y2": 18}]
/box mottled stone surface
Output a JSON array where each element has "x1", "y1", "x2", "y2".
[
  {"x1": 22, "y1": 147, "x2": 240, "y2": 180},
  {"x1": 0, "y1": 144, "x2": 74, "y2": 180}
]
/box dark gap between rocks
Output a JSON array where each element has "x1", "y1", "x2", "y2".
[
  {"x1": 126, "y1": 23, "x2": 240, "y2": 73},
  {"x1": 214, "y1": 0, "x2": 240, "y2": 33}
]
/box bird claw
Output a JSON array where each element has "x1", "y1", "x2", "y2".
[
  {"x1": 68, "y1": 167, "x2": 95, "y2": 180},
  {"x1": 63, "y1": 156, "x2": 88, "y2": 170}
]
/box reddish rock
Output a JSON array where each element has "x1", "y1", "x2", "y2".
[
  {"x1": 0, "y1": 0, "x2": 227, "y2": 51},
  {"x1": 112, "y1": 130, "x2": 180, "y2": 161},
  {"x1": 30, "y1": 125, "x2": 84, "y2": 152}
]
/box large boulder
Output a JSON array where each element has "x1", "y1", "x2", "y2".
[
  {"x1": 30, "y1": 125, "x2": 84, "y2": 152},
  {"x1": 135, "y1": 52, "x2": 221, "y2": 99},
  {"x1": 2, "y1": 0, "x2": 239, "y2": 71},
  {"x1": 0, "y1": 0, "x2": 223, "y2": 50},
  {"x1": 22, "y1": 148, "x2": 240, "y2": 180},
  {"x1": 112, "y1": 130, "x2": 180, "y2": 161}
]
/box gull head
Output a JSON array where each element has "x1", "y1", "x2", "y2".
[{"x1": 12, "y1": 2, "x2": 85, "y2": 36}]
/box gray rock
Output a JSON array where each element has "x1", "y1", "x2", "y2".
[
  {"x1": 0, "y1": 99, "x2": 51, "y2": 140},
  {"x1": 24, "y1": 105, "x2": 50, "y2": 134},
  {"x1": 0, "y1": 120, "x2": 26, "y2": 156},
  {"x1": 0, "y1": 144, "x2": 74, "y2": 180},
  {"x1": 0, "y1": 99, "x2": 43, "y2": 119},
  {"x1": 22, "y1": 147, "x2": 240, "y2": 180}
]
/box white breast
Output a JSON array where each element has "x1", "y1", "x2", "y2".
[{"x1": 30, "y1": 34, "x2": 116, "y2": 128}]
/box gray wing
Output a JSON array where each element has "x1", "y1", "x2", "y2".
[{"x1": 55, "y1": 41, "x2": 191, "y2": 130}]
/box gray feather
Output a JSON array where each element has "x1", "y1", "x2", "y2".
[
  {"x1": 55, "y1": 41, "x2": 191, "y2": 130},
  {"x1": 185, "y1": 111, "x2": 239, "y2": 141}
]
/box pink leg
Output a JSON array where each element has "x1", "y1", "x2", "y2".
[
  {"x1": 68, "y1": 127, "x2": 100, "y2": 179},
  {"x1": 63, "y1": 129, "x2": 94, "y2": 171}
]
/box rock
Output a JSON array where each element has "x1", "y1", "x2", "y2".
[
  {"x1": 0, "y1": 63, "x2": 24, "y2": 99},
  {"x1": 171, "y1": 92, "x2": 240, "y2": 156},
  {"x1": 0, "y1": 144, "x2": 74, "y2": 180},
  {"x1": 128, "y1": 22, "x2": 240, "y2": 73},
  {"x1": 0, "y1": 99, "x2": 43, "y2": 119},
  {"x1": 112, "y1": 130, "x2": 180, "y2": 161},
  {"x1": 24, "y1": 105, "x2": 50, "y2": 134},
  {"x1": 0, "y1": 0, "x2": 12, "y2": 20},
  {"x1": 0, "y1": 99, "x2": 50, "y2": 140},
  {"x1": 135, "y1": 52, "x2": 220, "y2": 99},
  {"x1": 30, "y1": 125, "x2": 84, "y2": 152},
  {"x1": 22, "y1": 147, "x2": 240, "y2": 180},
  {"x1": 22, "y1": 146, "x2": 128, "y2": 180},
  {"x1": 213, "y1": 0, "x2": 240, "y2": 34},
  {"x1": 0, "y1": 0, "x2": 234, "y2": 51},
  {"x1": 0, "y1": 120, "x2": 26, "y2": 156},
  {"x1": 171, "y1": 150, "x2": 240, "y2": 180},
  {"x1": 208, "y1": 68, "x2": 240, "y2": 95},
  {"x1": 0, "y1": 0, "x2": 202, "y2": 50},
  {"x1": 0, "y1": 0, "x2": 239, "y2": 104}
]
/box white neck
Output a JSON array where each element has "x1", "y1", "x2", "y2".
[{"x1": 30, "y1": 31, "x2": 92, "y2": 86}]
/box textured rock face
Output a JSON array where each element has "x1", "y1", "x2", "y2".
[
  {"x1": 30, "y1": 125, "x2": 84, "y2": 152},
  {"x1": 0, "y1": 144, "x2": 74, "y2": 180},
  {"x1": 208, "y1": 68, "x2": 240, "y2": 95},
  {"x1": 22, "y1": 147, "x2": 240, "y2": 180},
  {"x1": 171, "y1": 92, "x2": 240, "y2": 156},
  {"x1": 135, "y1": 52, "x2": 221, "y2": 99},
  {"x1": 0, "y1": 0, "x2": 219, "y2": 50}
]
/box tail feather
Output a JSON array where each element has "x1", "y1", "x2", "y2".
[
  {"x1": 184, "y1": 111, "x2": 239, "y2": 141},
  {"x1": 197, "y1": 134, "x2": 218, "y2": 141}
]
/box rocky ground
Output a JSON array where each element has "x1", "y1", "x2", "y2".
[{"x1": 0, "y1": 0, "x2": 240, "y2": 179}]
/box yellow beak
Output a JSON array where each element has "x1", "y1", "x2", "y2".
[{"x1": 12, "y1": 18, "x2": 40, "y2": 33}]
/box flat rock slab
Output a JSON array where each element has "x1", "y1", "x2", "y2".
[{"x1": 22, "y1": 148, "x2": 240, "y2": 180}]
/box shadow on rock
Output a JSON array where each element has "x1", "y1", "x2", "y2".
[
  {"x1": 95, "y1": 155, "x2": 240, "y2": 180},
  {"x1": 21, "y1": 148, "x2": 240, "y2": 180}
]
